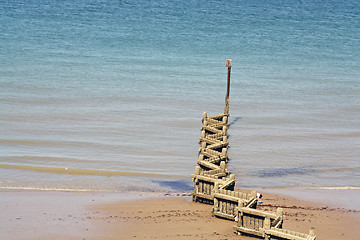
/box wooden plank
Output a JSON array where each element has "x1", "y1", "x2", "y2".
[
  {"x1": 193, "y1": 192, "x2": 213, "y2": 200},
  {"x1": 219, "y1": 179, "x2": 235, "y2": 190},
  {"x1": 192, "y1": 174, "x2": 227, "y2": 185},
  {"x1": 205, "y1": 118, "x2": 222, "y2": 125},
  {"x1": 239, "y1": 207, "x2": 278, "y2": 219},
  {"x1": 226, "y1": 201, "x2": 229, "y2": 215},
  {"x1": 204, "y1": 148, "x2": 223, "y2": 157},
  {"x1": 207, "y1": 155, "x2": 221, "y2": 164},
  {"x1": 213, "y1": 211, "x2": 234, "y2": 220},
  {"x1": 244, "y1": 215, "x2": 248, "y2": 228},
  {"x1": 259, "y1": 218, "x2": 264, "y2": 230},
  {"x1": 213, "y1": 197, "x2": 218, "y2": 211},
  {"x1": 238, "y1": 213, "x2": 243, "y2": 227},
  {"x1": 197, "y1": 160, "x2": 221, "y2": 170},
  {"x1": 210, "y1": 122, "x2": 229, "y2": 129},
  {"x1": 246, "y1": 197, "x2": 257, "y2": 207},
  {"x1": 200, "y1": 149, "x2": 221, "y2": 158},
  {"x1": 214, "y1": 192, "x2": 242, "y2": 203},
  {"x1": 273, "y1": 217, "x2": 283, "y2": 228},
  {"x1": 207, "y1": 142, "x2": 229, "y2": 150},
  {"x1": 204, "y1": 168, "x2": 226, "y2": 177},
  {"x1": 234, "y1": 226, "x2": 263, "y2": 237},
  {"x1": 250, "y1": 215, "x2": 254, "y2": 230},
  {"x1": 207, "y1": 132, "x2": 226, "y2": 139},
  {"x1": 265, "y1": 229, "x2": 309, "y2": 240},
  {"x1": 208, "y1": 113, "x2": 227, "y2": 120},
  {"x1": 255, "y1": 216, "x2": 259, "y2": 231},
  {"x1": 202, "y1": 125, "x2": 222, "y2": 134},
  {"x1": 199, "y1": 137, "x2": 220, "y2": 145}
]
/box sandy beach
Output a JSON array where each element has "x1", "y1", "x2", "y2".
[{"x1": 1, "y1": 190, "x2": 359, "y2": 240}]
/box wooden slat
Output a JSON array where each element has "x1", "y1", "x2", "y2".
[
  {"x1": 234, "y1": 226, "x2": 264, "y2": 237},
  {"x1": 197, "y1": 160, "x2": 221, "y2": 170},
  {"x1": 265, "y1": 229, "x2": 310, "y2": 240},
  {"x1": 207, "y1": 142, "x2": 229, "y2": 150},
  {"x1": 214, "y1": 192, "x2": 242, "y2": 203},
  {"x1": 239, "y1": 207, "x2": 278, "y2": 219},
  {"x1": 219, "y1": 179, "x2": 235, "y2": 189},
  {"x1": 208, "y1": 113, "x2": 227, "y2": 120},
  {"x1": 199, "y1": 137, "x2": 220, "y2": 145},
  {"x1": 193, "y1": 192, "x2": 213, "y2": 200},
  {"x1": 204, "y1": 118, "x2": 222, "y2": 125},
  {"x1": 201, "y1": 125, "x2": 223, "y2": 134},
  {"x1": 213, "y1": 211, "x2": 234, "y2": 220},
  {"x1": 207, "y1": 132, "x2": 226, "y2": 139}
]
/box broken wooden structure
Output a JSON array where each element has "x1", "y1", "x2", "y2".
[
  {"x1": 191, "y1": 59, "x2": 316, "y2": 240},
  {"x1": 234, "y1": 206, "x2": 284, "y2": 237},
  {"x1": 262, "y1": 227, "x2": 316, "y2": 240},
  {"x1": 213, "y1": 188, "x2": 257, "y2": 220}
]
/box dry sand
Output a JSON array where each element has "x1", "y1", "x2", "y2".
[{"x1": 0, "y1": 190, "x2": 359, "y2": 240}]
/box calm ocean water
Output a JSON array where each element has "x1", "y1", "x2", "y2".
[{"x1": 1, "y1": 0, "x2": 359, "y2": 192}]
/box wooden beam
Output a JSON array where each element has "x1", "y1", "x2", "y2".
[
  {"x1": 239, "y1": 207, "x2": 278, "y2": 219},
  {"x1": 197, "y1": 160, "x2": 221, "y2": 170},
  {"x1": 201, "y1": 125, "x2": 223, "y2": 134},
  {"x1": 233, "y1": 226, "x2": 264, "y2": 237},
  {"x1": 213, "y1": 211, "x2": 235, "y2": 220},
  {"x1": 219, "y1": 179, "x2": 235, "y2": 190}
]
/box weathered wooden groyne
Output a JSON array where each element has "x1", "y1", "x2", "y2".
[{"x1": 191, "y1": 60, "x2": 316, "y2": 240}]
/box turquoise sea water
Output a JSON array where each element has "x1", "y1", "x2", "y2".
[{"x1": 1, "y1": 0, "x2": 359, "y2": 192}]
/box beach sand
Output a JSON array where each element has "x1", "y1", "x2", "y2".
[{"x1": 1, "y1": 190, "x2": 359, "y2": 240}]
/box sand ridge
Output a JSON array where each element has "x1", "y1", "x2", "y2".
[{"x1": 1, "y1": 191, "x2": 359, "y2": 240}]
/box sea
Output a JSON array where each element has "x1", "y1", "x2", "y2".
[{"x1": 1, "y1": 0, "x2": 359, "y2": 193}]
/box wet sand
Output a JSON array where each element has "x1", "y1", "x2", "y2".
[{"x1": 1, "y1": 190, "x2": 359, "y2": 240}]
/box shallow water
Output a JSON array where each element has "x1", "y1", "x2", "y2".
[{"x1": 1, "y1": 0, "x2": 359, "y2": 192}]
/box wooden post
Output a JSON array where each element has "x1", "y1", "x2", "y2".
[
  {"x1": 223, "y1": 116, "x2": 228, "y2": 124},
  {"x1": 309, "y1": 227, "x2": 315, "y2": 236},
  {"x1": 221, "y1": 147, "x2": 227, "y2": 156},
  {"x1": 222, "y1": 126, "x2": 228, "y2": 135},
  {"x1": 195, "y1": 166, "x2": 200, "y2": 175},
  {"x1": 224, "y1": 59, "x2": 232, "y2": 115},
  {"x1": 214, "y1": 182, "x2": 219, "y2": 193},
  {"x1": 264, "y1": 217, "x2": 271, "y2": 230},
  {"x1": 201, "y1": 130, "x2": 205, "y2": 138},
  {"x1": 220, "y1": 161, "x2": 226, "y2": 170},
  {"x1": 225, "y1": 59, "x2": 232, "y2": 100},
  {"x1": 203, "y1": 112, "x2": 207, "y2": 121},
  {"x1": 237, "y1": 200, "x2": 244, "y2": 226}
]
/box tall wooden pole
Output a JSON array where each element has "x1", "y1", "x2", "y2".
[
  {"x1": 226, "y1": 59, "x2": 232, "y2": 99},
  {"x1": 224, "y1": 59, "x2": 232, "y2": 115}
]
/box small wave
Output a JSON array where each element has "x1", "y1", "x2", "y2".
[
  {"x1": 301, "y1": 186, "x2": 360, "y2": 190},
  {"x1": 258, "y1": 167, "x2": 311, "y2": 178},
  {"x1": 315, "y1": 167, "x2": 360, "y2": 173},
  {"x1": 257, "y1": 166, "x2": 360, "y2": 178},
  {"x1": 0, "y1": 186, "x2": 123, "y2": 192},
  {"x1": 257, "y1": 186, "x2": 360, "y2": 190},
  {"x1": 0, "y1": 164, "x2": 174, "y2": 178},
  {"x1": 0, "y1": 138, "x2": 118, "y2": 150}
]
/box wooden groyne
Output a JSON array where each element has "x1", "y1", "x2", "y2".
[{"x1": 191, "y1": 60, "x2": 316, "y2": 240}]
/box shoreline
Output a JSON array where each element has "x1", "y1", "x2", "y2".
[
  {"x1": 257, "y1": 187, "x2": 360, "y2": 211},
  {"x1": 1, "y1": 188, "x2": 359, "y2": 240}
]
